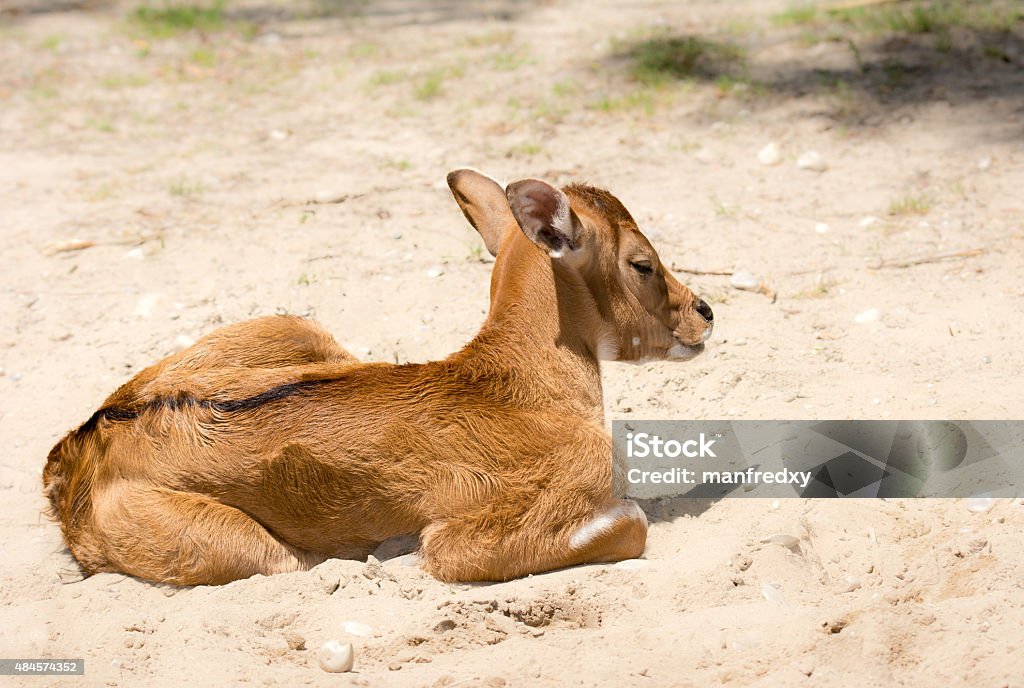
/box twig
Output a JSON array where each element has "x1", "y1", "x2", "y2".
[
  {"x1": 670, "y1": 264, "x2": 734, "y2": 276},
  {"x1": 871, "y1": 248, "x2": 985, "y2": 270}
]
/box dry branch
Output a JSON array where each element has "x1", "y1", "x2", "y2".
[{"x1": 872, "y1": 248, "x2": 985, "y2": 270}]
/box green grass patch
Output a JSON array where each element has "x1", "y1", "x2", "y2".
[
  {"x1": 832, "y1": 0, "x2": 1022, "y2": 35},
  {"x1": 414, "y1": 70, "x2": 445, "y2": 100},
  {"x1": 509, "y1": 142, "x2": 542, "y2": 157},
  {"x1": 189, "y1": 47, "x2": 217, "y2": 68},
  {"x1": 100, "y1": 73, "x2": 149, "y2": 89},
  {"x1": 367, "y1": 70, "x2": 407, "y2": 87},
  {"x1": 492, "y1": 50, "x2": 530, "y2": 71},
  {"x1": 623, "y1": 33, "x2": 746, "y2": 86},
  {"x1": 589, "y1": 89, "x2": 658, "y2": 115},
  {"x1": 130, "y1": 1, "x2": 227, "y2": 38},
  {"x1": 888, "y1": 194, "x2": 932, "y2": 216},
  {"x1": 772, "y1": 5, "x2": 819, "y2": 27},
  {"x1": 39, "y1": 35, "x2": 65, "y2": 51},
  {"x1": 169, "y1": 177, "x2": 205, "y2": 197}
]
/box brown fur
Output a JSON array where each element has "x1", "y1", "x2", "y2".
[{"x1": 44, "y1": 170, "x2": 713, "y2": 585}]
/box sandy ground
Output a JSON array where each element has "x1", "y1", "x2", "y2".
[{"x1": 2, "y1": 0, "x2": 1024, "y2": 685}]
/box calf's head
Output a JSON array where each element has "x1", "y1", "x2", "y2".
[{"x1": 447, "y1": 168, "x2": 713, "y2": 363}]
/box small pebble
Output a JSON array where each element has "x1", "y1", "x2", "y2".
[
  {"x1": 840, "y1": 576, "x2": 862, "y2": 593},
  {"x1": 815, "y1": 222, "x2": 829, "y2": 234},
  {"x1": 172, "y1": 334, "x2": 195, "y2": 352},
  {"x1": 283, "y1": 631, "x2": 306, "y2": 651},
  {"x1": 694, "y1": 147, "x2": 716, "y2": 164},
  {"x1": 761, "y1": 582, "x2": 790, "y2": 606},
  {"x1": 966, "y1": 497, "x2": 995, "y2": 513},
  {"x1": 341, "y1": 621, "x2": 372, "y2": 637},
  {"x1": 729, "y1": 270, "x2": 761, "y2": 291},
  {"x1": 426, "y1": 267, "x2": 444, "y2": 278},
  {"x1": 269, "y1": 129, "x2": 288, "y2": 141},
  {"x1": 318, "y1": 640, "x2": 354, "y2": 673},
  {"x1": 859, "y1": 216, "x2": 880, "y2": 228},
  {"x1": 134, "y1": 293, "x2": 160, "y2": 318},
  {"x1": 757, "y1": 142, "x2": 781, "y2": 166},
  {"x1": 796, "y1": 150, "x2": 828, "y2": 172},
  {"x1": 978, "y1": 157, "x2": 992, "y2": 171},
  {"x1": 854, "y1": 308, "x2": 880, "y2": 324}
]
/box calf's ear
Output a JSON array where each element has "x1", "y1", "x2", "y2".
[
  {"x1": 446, "y1": 168, "x2": 515, "y2": 257},
  {"x1": 506, "y1": 178, "x2": 583, "y2": 259}
]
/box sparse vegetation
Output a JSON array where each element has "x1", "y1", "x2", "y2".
[
  {"x1": 711, "y1": 195, "x2": 738, "y2": 219},
  {"x1": 40, "y1": 35, "x2": 65, "y2": 51},
  {"x1": 772, "y1": 5, "x2": 819, "y2": 27},
  {"x1": 493, "y1": 50, "x2": 530, "y2": 71},
  {"x1": 623, "y1": 32, "x2": 746, "y2": 86},
  {"x1": 130, "y1": 1, "x2": 227, "y2": 38},
  {"x1": 100, "y1": 73, "x2": 149, "y2": 89},
  {"x1": 413, "y1": 63, "x2": 465, "y2": 101},
  {"x1": 189, "y1": 48, "x2": 217, "y2": 68},
  {"x1": 888, "y1": 194, "x2": 933, "y2": 216},
  {"x1": 169, "y1": 177, "x2": 205, "y2": 197},
  {"x1": 774, "y1": 0, "x2": 1022, "y2": 35},
  {"x1": 414, "y1": 70, "x2": 445, "y2": 100},
  {"x1": 589, "y1": 89, "x2": 658, "y2": 115},
  {"x1": 509, "y1": 142, "x2": 542, "y2": 157},
  {"x1": 367, "y1": 70, "x2": 407, "y2": 87}
]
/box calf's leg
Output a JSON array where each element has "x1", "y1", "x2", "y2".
[
  {"x1": 420, "y1": 496, "x2": 647, "y2": 582},
  {"x1": 92, "y1": 485, "x2": 323, "y2": 585}
]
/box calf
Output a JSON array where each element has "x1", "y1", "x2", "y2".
[{"x1": 44, "y1": 169, "x2": 714, "y2": 585}]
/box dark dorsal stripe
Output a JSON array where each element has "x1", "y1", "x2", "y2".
[{"x1": 75, "y1": 377, "x2": 338, "y2": 438}]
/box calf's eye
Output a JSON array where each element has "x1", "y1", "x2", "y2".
[{"x1": 630, "y1": 261, "x2": 654, "y2": 276}]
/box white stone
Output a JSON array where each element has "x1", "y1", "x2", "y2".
[
  {"x1": 853, "y1": 308, "x2": 880, "y2": 324},
  {"x1": 340, "y1": 621, "x2": 372, "y2": 637},
  {"x1": 317, "y1": 640, "x2": 354, "y2": 673},
  {"x1": 729, "y1": 270, "x2": 761, "y2": 291},
  {"x1": 694, "y1": 147, "x2": 716, "y2": 164},
  {"x1": 172, "y1": 335, "x2": 195, "y2": 352},
  {"x1": 757, "y1": 142, "x2": 781, "y2": 166},
  {"x1": 796, "y1": 150, "x2": 828, "y2": 172},
  {"x1": 967, "y1": 497, "x2": 995, "y2": 513},
  {"x1": 134, "y1": 293, "x2": 160, "y2": 318},
  {"x1": 761, "y1": 582, "x2": 790, "y2": 606}
]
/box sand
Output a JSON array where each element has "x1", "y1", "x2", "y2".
[{"x1": 1, "y1": 0, "x2": 1023, "y2": 685}]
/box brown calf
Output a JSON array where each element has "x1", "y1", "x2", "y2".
[{"x1": 43, "y1": 169, "x2": 714, "y2": 585}]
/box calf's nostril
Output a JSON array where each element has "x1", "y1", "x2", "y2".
[{"x1": 696, "y1": 298, "x2": 714, "y2": 323}]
